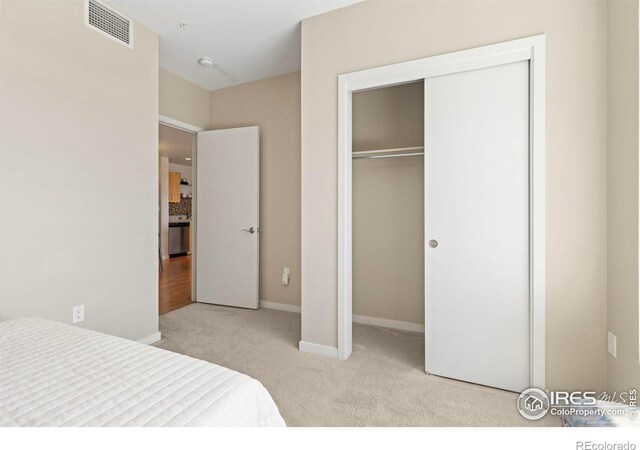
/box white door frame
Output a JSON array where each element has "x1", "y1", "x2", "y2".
[
  {"x1": 159, "y1": 115, "x2": 203, "y2": 303},
  {"x1": 159, "y1": 115, "x2": 203, "y2": 134},
  {"x1": 337, "y1": 35, "x2": 546, "y2": 388}
]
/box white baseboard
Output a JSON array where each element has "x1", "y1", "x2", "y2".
[
  {"x1": 260, "y1": 300, "x2": 301, "y2": 313},
  {"x1": 162, "y1": 255, "x2": 169, "y2": 260},
  {"x1": 299, "y1": 340, "x2": 338, "y2": 359},
  {"x1": 260, "y1": 300, "x2": 423, "y2": 334},
  {"x1": 138, "y1": 332, "x2": 161, "y2": 345},
  {"x1": 353, "y1": 314, "x2": 424, "y2": 334}
]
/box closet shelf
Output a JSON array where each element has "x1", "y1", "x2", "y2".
[{"x1": 352, "y1": 146, "x2": 424, "y2": 159}]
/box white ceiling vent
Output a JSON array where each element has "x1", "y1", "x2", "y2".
[{"x1": 85, "y1": 0, "x2": 133, "y2": 49}]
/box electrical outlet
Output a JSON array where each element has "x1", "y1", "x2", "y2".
[
  {"x1": 282, "y1": 267, "x2": 290, "y2": 286},
  {"x1": 608, "y1": 331, "x2": 617, "y2": 358},
  {"x1": 73, "y1": 305, "x2": 85, "y2": 324}
]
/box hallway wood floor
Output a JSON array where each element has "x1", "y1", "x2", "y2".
[{"x1": 159, "y1": 255, "x2": 192, "y2": 315}]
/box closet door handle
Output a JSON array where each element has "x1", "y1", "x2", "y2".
[
  {"x1": 428, "y1": 239, "x2": 438, "y2": 248},
  {"x1": 242, "y1": 227, "x2": 255, "y2": 234}
]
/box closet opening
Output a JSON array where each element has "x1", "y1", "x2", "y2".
[
  {"x1": 351, "y1": 81, "x2": 426, "y2": 367},
  {"x1": 337, "y1": 36, "x2": 546, "y2": 392}
]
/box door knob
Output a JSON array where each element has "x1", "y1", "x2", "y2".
[
  {"x1": 428, "y1": 239, "x2": 438, "y2": 248},
  {"x1": 242, "y1": 227, "x2": 255, "y2": 234}
]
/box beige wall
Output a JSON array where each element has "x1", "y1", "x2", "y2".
[
  {"x1": 353, "y1": 82, "x2": 424, "y2": 152},
  {"x1": 0, "y1": 1, "x2": 159, "y2": 341},
  {"x1": 301, "y1": 0, "x2": 608, "y2": 391},
  {"x1": 209, "y1": 72, "x2": 301, "y2": 307},
  {"x1": 607, "y1": 0, "x2": 640, "y2": 393},
  {"x1": 160, "y1": 67, "x2": 210, "y2": 130},
  {"x1": 353, "y1": 83, "x2": 424, "y2": 324}
]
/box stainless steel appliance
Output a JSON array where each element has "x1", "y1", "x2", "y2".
[{"x1": 169, "y1": 222, "x2": 190, "y2": 256}]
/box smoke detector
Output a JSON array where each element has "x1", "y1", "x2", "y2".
[{"x1": 198, "y1": 57, "x2": 215, "y2": 68}]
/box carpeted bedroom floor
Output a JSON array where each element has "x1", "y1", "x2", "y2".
[{"x1": 154, "y1": 303, "x2": 560, "y2": 427}]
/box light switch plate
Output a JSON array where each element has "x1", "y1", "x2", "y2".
[
  {"x1": 282, "y1": 267, "x2": 290, "y2": 286},
  {"x1": 608, "y1": 331, "x2": 617, "y2": 358}
]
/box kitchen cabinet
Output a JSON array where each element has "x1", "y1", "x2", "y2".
[{"x1": 169, "y1": 172, "x2": 181, "y2": 203}]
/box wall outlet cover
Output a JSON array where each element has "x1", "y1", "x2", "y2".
[{"x1": 73, "y1": 304, "x2": 85, "y2": 324}]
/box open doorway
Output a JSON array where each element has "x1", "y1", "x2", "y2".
[
  {"x1": 159, "y1": 121, "x2": 196, "y2": 315},
  {"x1": 157, "y1": 119, "x2": 260, "y2": 315}
]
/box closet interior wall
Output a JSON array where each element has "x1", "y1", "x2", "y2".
[{"x1": 352, "y1": 81, "x2": 425, "y2": 327}]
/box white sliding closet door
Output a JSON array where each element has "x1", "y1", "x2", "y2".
[{"x1": 425, "y1": 61, "x2": 530, "y2": 392}]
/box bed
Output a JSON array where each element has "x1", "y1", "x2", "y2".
[{"x1": 0, "y1": 318, "x2": 286, "y2": 427}]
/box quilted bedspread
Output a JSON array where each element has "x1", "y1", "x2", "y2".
[{"x1": 0, "y1": 318, "x2": 285, "y2": 427}]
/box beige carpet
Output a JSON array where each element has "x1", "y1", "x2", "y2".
[{"x1": 155, "y1": 303, "x2": 560, "y2": 427}]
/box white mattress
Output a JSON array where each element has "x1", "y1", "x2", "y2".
[{"x1": 0, "y1": 318, "x2": 286, "y2": 427}]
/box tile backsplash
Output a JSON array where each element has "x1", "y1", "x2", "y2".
[{"x1": 169, "y1": 197, "x2": 191, "y2": 216}]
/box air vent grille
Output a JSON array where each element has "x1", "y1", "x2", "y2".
[{"x1": 85, "y1": 0, "x2": 133, "y2": 48}]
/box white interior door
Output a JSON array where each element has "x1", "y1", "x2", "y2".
[
  {"x1": 425, "y1": 61, "x2": 530, "y2": 392},
  {"x1": 196, "y1": 126, "x2": 259, "y2": 309}
]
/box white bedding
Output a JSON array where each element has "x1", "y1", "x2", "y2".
[{"x1": 0, "y1": 318, "x2": 285, "y2": 427}]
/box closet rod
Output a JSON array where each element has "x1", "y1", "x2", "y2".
[
  {"x1": 352, "y1": 145, "x2": 424, "y2": 160},
  {"x1": 353, "y1": 152, "x2": 424, "y2": 160}
]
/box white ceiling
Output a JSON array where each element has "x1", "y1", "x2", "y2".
[
  {"x1": 110, "y1": 0, "x2": 361, "y2": 91},
  {"x1": 159, "y1": 124, "x2": 194, "y2": 165}
]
